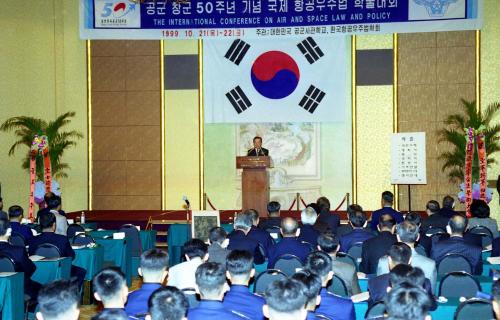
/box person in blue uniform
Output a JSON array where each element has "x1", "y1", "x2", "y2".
[
  {"x1": 339, "y1": 209, "x2": 374, "y2": 253},
  {"x1": 360, "y1": 214, "x2": 397, "y2": 274},
  {"x1": 305, "y1": 251, "x2": 355, "y2": 320},
  {"x1": 263, "y1": 278, "x2": 308, "y2": 320},
  {"x1": 245, "y1": 209, "x2": 274, "y2": 256},
  {"x1": 92, "y1": 267, "x2": 129, "y2": 319},
  {"x1": 125, "y1": 249, "x2": 169, "y2": 318},
  {"x1": 28, "y1": 211, "x2": 86, "y2": 288},
  {"x1": 36, "y1": 279, "x2": 81, "y2": 320},
  {"x1": 146, "y1": 286, "x2": 189, "y2": 320},
  {"x1": 8, "y1": 205, "x2": 33, "y2": 242},
  {"x1": 370, "y1": 191, "x2": 404, "y2": 231},
  {"x1": 259, "y1": 201, "x2": 282, "y2": 232},
  {"x1": 290, "y1": 271, "x2": 324, "y2": 320},
  {"x1": 385, "y1": 282, "x2": 433, "y2": 320},
  {"x1": 228, "y1": 212, "x2": 265, "y2": 264},
  {"x1": 267, "y1": 217, "x2": 311, "y2": 268},
  {"x1": 0, "y1": 217, "x2": 41, "y2": 301},
  {"x1": 224, "y1": 250, "x2": 265, "y2": 320},
  {"x1": 315, "y1": 197, "x2": 340, "y2": 234},
  {"x1": 187, "y1": 262, "x2": 246, "y2": 319}
]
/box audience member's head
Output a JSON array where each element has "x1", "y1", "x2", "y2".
[
  {"x1": 139, "y1": 249, "x2": 169, "y2": 284},
  {"x1": 39, "y1": 211, "x2": 56, "y2": 231},
  {"x1": 263, "y1": 278, "x2": 308, "y2": 320},
  {"x1": 492, "y1": 279, "x2": 500, "y2": 320},
  {"x1": 389, "y1": 264, "x2": 426, "y2": 289},
  {"x1": 447, "y1": 214, "x2": 467, "y2": 236},
  {"x1": 244, "y1": 209, "x2": 261, "y2": 226},
  {"x1": 46, "y1": 194, "x2": 62, "y2": 211},
  {"x1": 306, "y1": 203, "x2": 320, "y2": 215},
  {"x1": 91, "y1": 309, "x2": 128, "y2": 320},
  {"x1": 92, "y1": 267, "x2": 128, "y2": 308},
  {"x1": 0, "y1": 217, "x2": 11, "y2": 239},
  {"x1": 8, "y1": 205, "x2": 24, "y2": 222},
  {"x1": 226, "y1": 250, "x2": 255, "y2": 285},
  {"x1": 208, "y1": 227, "x2": 228, "y2": 248},
  {"x1": 316, "y1": 197, "x2": 330, "y2": 214},
  {"x1": 182, "y1": 239, "x2": 208, "y2": 261},
  {"x1": 378, "y1": 214, "x2": 396, "y2": 233},
  {"x1": 396, "y1": 221, "x2": 420, "y2": 244},
  {"x1": 146, "y1": 286, "x2": 188, "y2": 320},
  {"x1": 316, "y1": 233, "x2": 340, "y2": 255},
  {"x1": 425, "y1": 200, "x2": 440, "y2": 216},
  {"x1": 291, "y1": 270, "x2": 322, "y2": 311},
  {"x1": 267, "y1": 201, "x2": 281, "y2": 217},
  {"x1": 470, "y1": 199, "x2": 491, "y2": 219},
  {"x1": 301, "y1": 207, "x2": 318, "y2": 226},
  {"x1": 381, "y1": 191, "x2": 394, "y2": 207},
  {"x1": 385, "y1": 282, "x2": 432, "y2": 320},
  {"x1": 234, "y1": 212, "x2": 253, "y2": 233},
  {"x1": 388, "y1": 243, "x2": 412, "y2": 270},
  {"x1": 405, "y1": 212, "x2": 422, "y2": 226},
  {"x1": 36, "y1": 279, "x2": 80, "y2": 320},
  {"x1": 346, "y1": 204, "x2": 363, "y2": 217},
  {"x1": 349, "y1": 208, "x2": 367, "y2": 228},
  {"x1": 442, "y1": 195, "x2": 455, "y2": 209},
  {"x1": 281, "y1": 217, "x2": 300, "y2": 237},
  {"x1": 305, "y1": 251, "x2": 333, "y2": 287},
  {"x1": 195, "y1": 262, "x2": 228, "y2": 300}
]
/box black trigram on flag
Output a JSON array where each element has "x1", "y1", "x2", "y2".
[
  {"x1": 224, "y1": 39, "x2": 251, "y2": 65},
  {"x1": 226, "y1": 86, "x2": 252, "y2": 114},
  {"x1": 297, "y1": 37, "x2": 324, "y2": 64},
  {"x1": 299, "y1": 85, "x2": 326, "y2": 113}
]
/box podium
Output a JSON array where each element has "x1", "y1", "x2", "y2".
[{"x1": 236, "y1": 156, "x2": 271, "y2": 218}]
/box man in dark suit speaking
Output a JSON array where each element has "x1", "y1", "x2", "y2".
[{"x1": 247, "y1": 136, "x2": 269, "y2": 156}]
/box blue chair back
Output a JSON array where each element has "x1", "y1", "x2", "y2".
[{"x1": 35, "y1": 243, "x2": 61, "y2": 258}]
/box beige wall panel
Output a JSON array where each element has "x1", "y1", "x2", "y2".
[
  {"x1": 398, "y1": 47, "x2": 436, "y2": 85},
  {"x1": 436, "y1": 31, "x2": 475, "y2": 47},
  {"x1": 92, "y1": 127, "x2": 129, "y2": 161},
  {"x1": 436, "y1": 84, "x2": 475, "y2": 120},
  {"x1": 437, "y1": 47, "x2": 475, "y2": 84},
  {"x1": 398, "y1": 32, "x2": 436, "y2": 48},
  {"x1": 126, "y1": 161, "x2": 161, "y2": 196},
  {"x1": 125, "y1": 40, "x2": 160, "y2": 56},
  {"x1": 126, "y1": 91, "x2": 161, "y2": 125},
  {"x1": 398, "y1": 85, "x2": 437, "y2": 123},
  {"x1": 126, "y1": 196, "x2": 162, "y2": 210},
  {"x1": 125, "y1": 126, "x2": 161, "y2": 161},
  {"x1": 92, "y1": 92, "x2": 127, "y2": 126},
  {"x1": 91, "y1": 40, "x2": 127, "y2": 57},
  {"x1": 93, "y1": 196, "x2": 128, "y2": 210},
  {"x1": 126, "y1": 56, "x2": 160, "y2": 91},
  {"x1": 92, "y1": 57, "x2": 127, "y2": 91},
  {"x1": 92, "y1": 161, "x2": 127, "y2": 195}
]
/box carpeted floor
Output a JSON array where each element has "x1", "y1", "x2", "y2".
[{"x1": 79, "y1": 277, "x2": 142, "y2": 320}]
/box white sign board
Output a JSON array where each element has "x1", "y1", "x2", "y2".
[{"x1": 391, "y1": 132, "x2": 427, "y2": 185}]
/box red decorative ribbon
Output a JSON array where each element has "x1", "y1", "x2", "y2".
[
  {"x1": 206, "y1": 196, "x2": 217, "y2": 210},
  {"x1": 288, "y1": 198, "x2": 297, "y2": 211},
  {"x1": 477, "y1": 132, "x2": 487, "y2": 202},
  {"x1": 28, "y1": 135, "x2": 51, "y2": 221},
  {"x1": 464, "y1": 128, "x2": 474, "y2": 217}
]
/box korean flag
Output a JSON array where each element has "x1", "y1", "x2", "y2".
[{"x1": 203, "y1": 36, "x2": 349, "y2": 123}]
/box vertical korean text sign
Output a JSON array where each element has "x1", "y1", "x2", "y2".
[{"x1": 391, "y1": 132, "x2": 427, "y2": 185}]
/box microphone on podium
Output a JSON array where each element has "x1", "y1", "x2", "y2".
[{"x1": 182, "y1": 195, "x2": 190, "y2": 210}]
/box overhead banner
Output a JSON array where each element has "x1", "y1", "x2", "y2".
[
  {"x1": 203, "y1": 36, "x2": 348, "y2": 123},
  {"x1": 80, "y1": 0, "x2": 482, "y2": 39}
]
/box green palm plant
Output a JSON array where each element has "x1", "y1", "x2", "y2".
[
  {"x1": 0, "y1": 112, "x2": 83, "y2": 181},
  {"x1": 438, "y1": 99, "x2": 500, "y2": 183}
]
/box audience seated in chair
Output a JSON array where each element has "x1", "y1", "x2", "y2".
[
  {"x1": 420, "y1": 200, "x2": 448, "y2": 233},
  {"x1": 339, "y1": 208, "x2": 374, "y2": 253},
  {"x1": 377, "y1": 221, "x2": 437, "y2": 292},
  {"x1": 317, "y1": 233, "x2": 361, "y2": 296},
  {"x1": 469, "y1": 199, "x2": 498, "y2": 238},
  {"x1": 227, "y1": 212, "x2": 265, "y2": 264},
  {"x1": 298, "y1": 207, "x2": 320, "y2": 247},
  {"x1": 125, "y1": 249, "x2": 169, "y2": 318},
  {"x1": 360, "y1": 214, "x2": 397, "y2": 274},
  {"x1": 259, "y1": 201, "x2": 282, "y2": 231},
  {"x1": 188, "y1": 262, "x2": 246, "y2": 319},
  {"x1": 207, "y1": 227, "x2": 231, "y2": 265},
  {"x1": 291, "y1": 270, "x2": 323, "y2": 320},
  {"x1": 385, "y1": 282, "x2": 433, "y2": 320},
  {"x1": 245, "y1": 209, "x2": 274, "y2": 256},
  {"x1": 44, "y1": 194, "x2": 68, "y2": 236},
  {"x1": 315, "y1": 197, "x2": 340, "y2": 234},
  {"x1": 146, "y1": 286, "x2": 188, "y2": 320},
  {"x1": 430, "y1": 215, "x2": 483, "y2": 275},
  {"x1": 92, "y1": 267, "x2": 129, "y2": 320},
  {"x1": 305, "y1": 251, "x2": 355, "y2": 320},
  {"x1": 36, "y1": 279, "x2": 80, "y2": 320},
  {"x1": 404, "y1": 212, "x2": 433, "y2": 257},
  {"x1": 168, "y1": 239, "x2": 208, "y2": 290},
  {"x1": 223, "y1": 250, "x2": 265, "y2": 320},
  {"x1": 28, "y1": 211, "x2": 86, "y2": 288},
  {"x1": 439, "y1": 195, "x2": 460, "y2": 219},
  {"x1": 263, "y1": 278, "x2": 308, "y2": 320},
  {"x1": 369, "y1": 191, "x2": 403, "y2": 231},
  {"x1": 8, "y1": 205, "x2": 33, "y2": 242},
  {"x1": 0, "y1": 217, "x2": 41, "y2": 301},
  {"x1": 267, "y1": 217, "x2": 311, "y2": 268}
]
